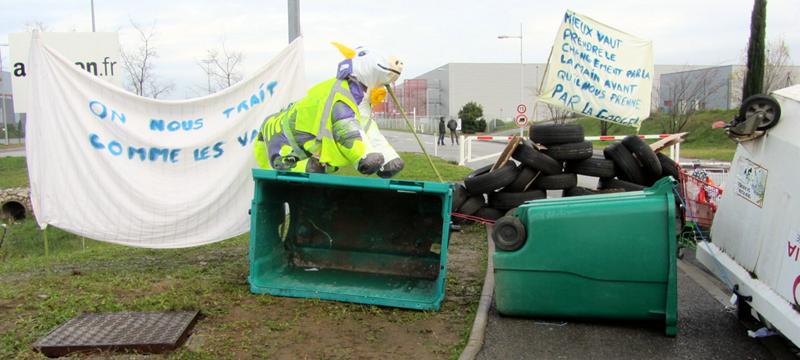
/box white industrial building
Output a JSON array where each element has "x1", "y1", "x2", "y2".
[
  {"x1": 407, "y1": 63, "x2": 799, "y2": 123},
  {"x1": 660, "y1": 65, "x2": 800, "y2": 112}
]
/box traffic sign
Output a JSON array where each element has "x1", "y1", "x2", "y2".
[
  {"x1": 516, "y1": 104, "x2": 527, "y2": 114},
  {"x1": 515, "y1": 114, "x2": 529, "y2": 127}
]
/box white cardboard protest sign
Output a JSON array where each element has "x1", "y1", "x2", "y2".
[{"x1": 538, "y1": 10, "x2": 653, "y2": 128}]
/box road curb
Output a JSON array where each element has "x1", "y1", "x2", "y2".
[
  {"x1": 458, "y1": 224, "x2": 495, "y2": 360},
  {"x1": 678, "y1": 258, "x2": 731, "y2": 307}
]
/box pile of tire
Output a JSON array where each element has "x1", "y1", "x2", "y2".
[
  {"x1": 451, "y1": 124, "x2": 684, "y2": 223},
  {"x1": 590, "y1": 135, "x2": 682, "y2": 194},
  {"x1": 451, "y1": 124, "x2": 591, "y2": 222}
]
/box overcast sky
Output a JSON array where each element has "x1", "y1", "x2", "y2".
[{"x1": 1, "y1": 0, "x2": 798, "y2": 99}]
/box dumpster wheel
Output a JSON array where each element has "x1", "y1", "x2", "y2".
[
  {"x1": 740, "y1": 94, "x2": 781, "y2": 131},
  {"x1": 492, "y1": 216, "x2": 526, "y2": 251}
]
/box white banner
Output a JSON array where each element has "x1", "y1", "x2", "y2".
[
  {"x1": 9, "y1": 32, "x2": 123, "y2": 112},
  {"x1": 25, "y1": 33, "x2": 305, "y2": 248},
  {"x1": 538, "y1": 10, "x2": 653, "y2": 128}
]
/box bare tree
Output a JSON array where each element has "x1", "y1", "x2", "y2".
[
  {"x1": 197, "y1": 42, "x2": 244, "y2": 93},
  {"x1": 731, "y1": 38, "x2": 795, "y2": 105},
  {"x1": 544, "y1": 104, "x2": 572, "y2": 124},
  {"x1": 658, "y1": 68, "x2": 727, "y2": 133},
  {"x1": 121, "y1": 20, "x2": 173, "y2": 98},
  {"x1": 196, "y1": 59, "x2": 216, "y2": 95},
  {"x1": 763, "y1": 38, "x2": 794, "y2": 93}
]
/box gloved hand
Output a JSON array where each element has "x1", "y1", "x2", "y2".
[
  {"x1": 358, "y1": 153, "x2": 384, "y2": 174},
  {"x1": 377, "y1": 157, "x2": 404, "y2": 178}
]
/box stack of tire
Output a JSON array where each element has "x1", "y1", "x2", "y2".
[
  {"x1": 451, "y1": 124, "x2": 593, "y2": 222},
  {"x1": 590, "y1": 135, "x2": 682, "y2": 194},
  {"x1": 451, "y1": 124, "x2": 685, "y2": 223}
]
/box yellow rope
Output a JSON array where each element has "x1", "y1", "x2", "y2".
[{"x1": 386, "y1": 85, "x2": 444, "y2": 182}]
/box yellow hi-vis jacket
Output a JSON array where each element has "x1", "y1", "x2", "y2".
[{"x1": 253, "y1": 78, "x2": 366, "y2": 171}]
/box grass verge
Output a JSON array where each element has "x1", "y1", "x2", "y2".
[
  {"x1": 576, "y1": 109, "x2": 738, "y2": 161},
  {"x1": 0, "y1": 152, "x2": 485, "y2": 359}
]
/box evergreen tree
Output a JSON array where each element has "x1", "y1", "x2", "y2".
[{"x1": 742, "y1": 0, "x2": 767, "y2": 100}]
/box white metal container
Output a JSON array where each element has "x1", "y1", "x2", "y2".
[{"x1": 697, "y1": 85, "x2": 800, "y2": 346}]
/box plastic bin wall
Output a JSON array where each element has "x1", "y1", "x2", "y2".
[
  {"x1": 494, "y1": 178, "x2": 678, "y2": 335},
  {"x1": 248, "y1": 169, "x2": 452, "y2": 311}
]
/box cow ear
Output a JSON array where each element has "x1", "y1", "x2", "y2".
[{"x1": 331, "y1": 42, "x2": 355, "y2": 59}]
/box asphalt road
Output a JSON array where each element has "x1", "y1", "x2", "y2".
[
  {"x1": 382, "y1": 130, "x2": 507, "y2": 169},
  {"x1": 476, "y1": 263, "x2": 775, "y2": 360},
  {"x1": 0, "y1": 148, "x2": 25, "y2": 157},
  {"x1": 383, "y1": 130, "x2": 789, "y2": 359}
]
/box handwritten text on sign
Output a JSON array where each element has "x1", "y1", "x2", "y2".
[
  {"x1": 538, "y1": 10, "x2": 654, "y2": 128},
  {"x1": 84, "y1": 81, "x2": 278, "y2": 164}
]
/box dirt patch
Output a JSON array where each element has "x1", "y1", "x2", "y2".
[{"x1": 194, "y1": 227, "x2": 487, "y2": 359}]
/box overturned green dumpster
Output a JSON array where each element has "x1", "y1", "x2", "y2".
[
  {"x1": 494, "y1": 178, "x2": 678, "y2": 335},
  {"x1": 248, "y1": 169, "x2": 452, "y2": 311}
]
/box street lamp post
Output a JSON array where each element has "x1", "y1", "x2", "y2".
[{"x1": 498, "y1": 23, "x2": 524, "y2": 136}]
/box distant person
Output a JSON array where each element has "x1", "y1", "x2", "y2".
[
  {"x1": 437, "y1": 117, "x2": 446, "y2": 146},
  {"x1": 447, "y1": 118, "x2": 459, "y2": 145}
]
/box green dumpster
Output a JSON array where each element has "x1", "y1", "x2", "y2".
[
  {"x1": 494, "y1": 178, "x2": 678, "y2": 335},
  {"x1": 248, "y1": 169, "x2": 452, "y2": 311}
]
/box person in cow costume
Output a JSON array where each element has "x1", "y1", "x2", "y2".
[{"x1": 253, "y1": 42, "x2": 405, "y2": 178}]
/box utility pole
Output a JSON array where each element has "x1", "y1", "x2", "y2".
[
  {"x1": 90, "y1": 0, "x2": 96, "y2": 32},
  {"x1": 498, "y1": 23, "x2": 524, "y2": 136},
  {"x1": 288, "y1": 0, "x2": 301, "y2": 43}
]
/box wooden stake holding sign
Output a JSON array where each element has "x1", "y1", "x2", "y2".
[{"x1": 490, "y1": 136, "x2": 523, "y2": 171}]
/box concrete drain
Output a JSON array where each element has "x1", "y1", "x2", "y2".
[
  {"x1": 0, "y1": 187, "x2": 31, "y2": 221},
  {"x1": 1, "y1": 201, "x2": 25, "y2": 221}
]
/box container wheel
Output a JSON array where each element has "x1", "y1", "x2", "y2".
[
  {"x1": 492, "y1": 216, "x2": 526, "y2": 251},
  {"x1": 740, "y1": 95, "x2": 781, "y2": 131}
]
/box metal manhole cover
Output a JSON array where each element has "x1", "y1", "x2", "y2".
[{"x1": 33, "y1": 310, "x2": 200, "y2": 357}]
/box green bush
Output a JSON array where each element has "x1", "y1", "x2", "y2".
[
  {"x1": 476, "y1": 119, "x2": 487, "y2": 132},
  {"x1": 458, "y1": 102, "x2": 484, "y2": 133}
]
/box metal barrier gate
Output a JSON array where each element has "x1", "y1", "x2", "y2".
[{"x1": 458, "y1": 134, "x2": 683, "y2": 166}]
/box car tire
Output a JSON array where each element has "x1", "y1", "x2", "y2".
[
  {"x1": 603, "y1": 142, "x2": 647, "y2": 185},
  {"x1": 532, "y1": 173, "x2": 578, "y2": 190},
  {"x1": 489, "y1": 189, "x2": 547, "y2": 210},
  {"x1": 512, "y1": 140, "x2": 563, "y2": 175},
  {"x1": 530, "y1": 124, "x2": 584, "y2": 145},
  {"x1": 566, "y1": 156, "x2": 616, "y2": 178},
  {"x1": 504, "y1": 165, "x2": 539, "y2": 192},
  {"x1": 464, "y1": 162, "x2": 519, "y2": 195},
  {"x1": 475, "y1": 207, "x2": 505, "y2": 221},
  {"x1": 458, "y1": 195, "x2": 485, "y2": 215},
  {"x1": 657, "y1": 153, "x2": 682, "y2": 182},
  {"x1": 622, "y1": 135, "x2": 662, "y2": 178},
  {"x1": 452, "y1": 183, "x2": 468, "y2": 212},
  {"x1": 543, "y1": 141, "x2": 594, "y2": 161}
]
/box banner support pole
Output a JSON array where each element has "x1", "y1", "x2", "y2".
[{"x1": 43, "y1": 227, "x2": 50, "y2": 272}]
